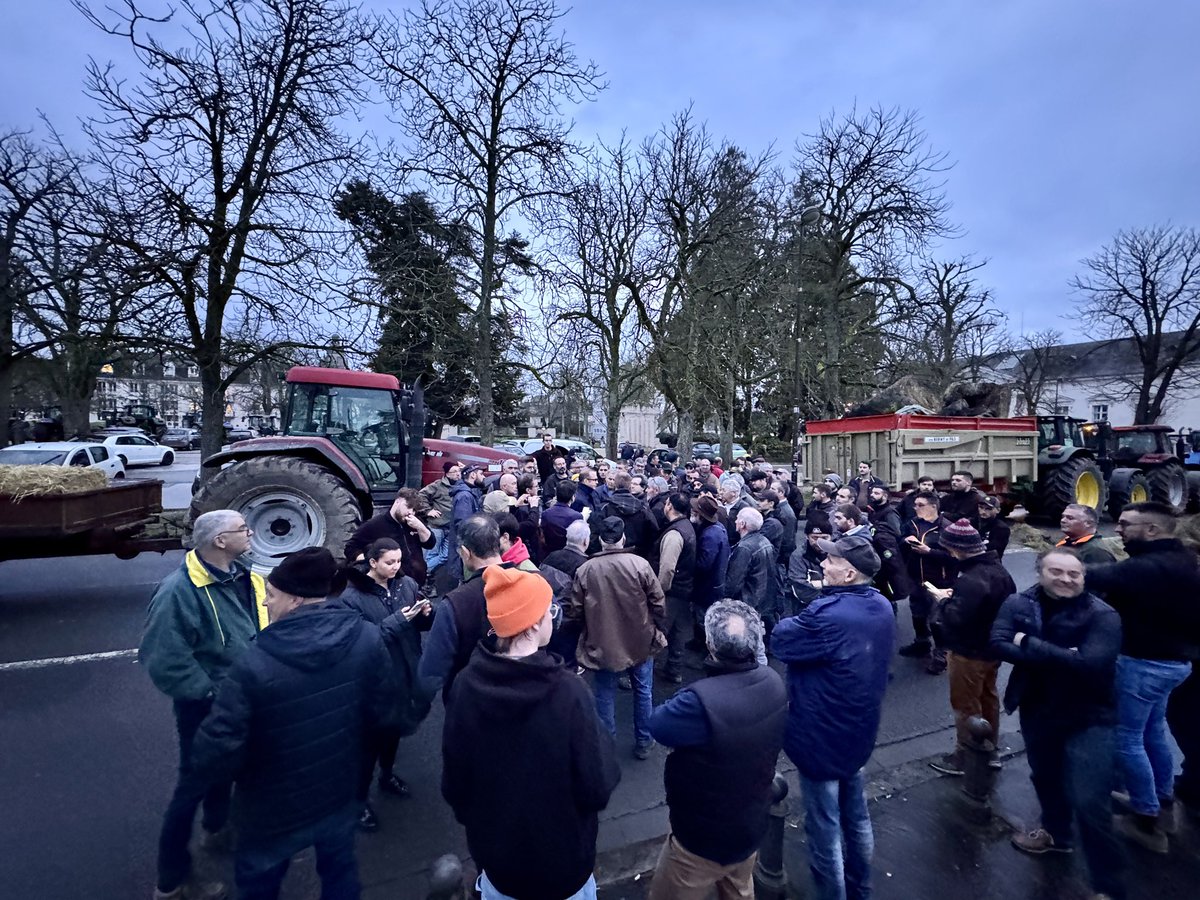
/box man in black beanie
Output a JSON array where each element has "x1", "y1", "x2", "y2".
[{"x1": 192, "y1": 547, "x2": 394, "y2": 900}]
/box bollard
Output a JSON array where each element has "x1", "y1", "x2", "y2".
[
  {"x1": 960, "y1": 715, "x2": 998, "y2": 804},
  {"x1": 753, "y1": 772, "x2": 790, "y2": 899},
  {"x1": 427, "y1": 853, "x2": 466, "y2": 900}
]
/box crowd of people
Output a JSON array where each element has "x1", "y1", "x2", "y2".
[{"x1": 137, "y1": 436, "x2": 1200, "y2": 900}]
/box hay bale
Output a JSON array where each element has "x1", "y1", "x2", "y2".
[
  {"x1": 1010, "y1": 522, "x2": 1055, "y2": 554},
  {"x1": 0, "y1": 465, "x2": 109, "y2": 502}
]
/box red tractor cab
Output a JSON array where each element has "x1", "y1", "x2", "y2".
[{"x1": 192, "y1": 366, "x2": 518, "y2": 569}]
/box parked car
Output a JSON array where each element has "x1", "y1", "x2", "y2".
[
  {"x1": 223, "y1": 425, "x2": 254, "y2": 443},
  {"x1": 0, "y1": 442, "x2": 126, "y2": 479},
  {"x1": 691, "y1": 442, "x2": 716, "y2": 461},
  {"x1": 493, "y1": 440, "x2": 526, "y2": 456},
  {"x1": 93, "y1": 432, "x2": 175, "y2": 467},
  {"x1": 161, "y1": 427, "x2": 201, "y2": 451},
  {"x1": 445, "y1": 434, "x2": 482, "y2": 443}
]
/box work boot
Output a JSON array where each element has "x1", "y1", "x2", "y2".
[
  {"x1": 378, "y1": 773, "x2": 411, "y2": 798},
  {"x1": 1112, "y1": 790, "x2": 1178, "y2": 835},
  {"x1": 897, "y1": 639, "x2": 931, "y2": 658},
  {"x1": 925, "y1": 648, "x2": 948, "y2": 675},
  {"x1": 929, "y1": 751, "x2": 965, "y2": 777},
  {"x1": 1010, "y1": 827, "x2": 1073, "y2": 855},
  {"x1": 1112, "y1": 812, "x2": 1168, "y2": 853},
  {"x1": 153, "y1": 879, "x2": 228, "y2": 900}
]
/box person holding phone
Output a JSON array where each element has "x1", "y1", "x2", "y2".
[
  {"x1": 900, "y1": 490, "x2": 955, "y2": 674},
  {"x1": 333, "y1": 538, "x2": 433, "y2": 831}
]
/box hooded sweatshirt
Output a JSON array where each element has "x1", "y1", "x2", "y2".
[
  {"x1": 191, "y1": 603, "x2": 393, "y2": 839},
  {"x1": 442, "y1": 644, "x2": 621, "y2": 900}
]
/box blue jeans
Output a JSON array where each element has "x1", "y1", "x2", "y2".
[
  {"x1": 594, "y1": 658, "x2": 653, "y2": 747},
  {"x1": 799, "y1": 769, "x2": 873, "y2": 900},
  {"x1": 1116, "y1": 654, "x2": 1192, "y2": 814},
  {"x1": 157, "y1": 698, "x2": 232, "y2": 891},
  {"x1": 423, "y1": 527, "x2": 449, "y2": 574},
  {"x1": 477, "y1": 871, "x2": 597, "y2": 899},
  {"x1": 1022, "y1": 718, "x2": 1125, "y2": 899},
  {"x1": 235, "y1": 805, "x2": 360, "y2": 900}
]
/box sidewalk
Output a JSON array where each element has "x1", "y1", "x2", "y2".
[{"x1": 599, "y1": 747, "x2": 1200, "y2": 900}]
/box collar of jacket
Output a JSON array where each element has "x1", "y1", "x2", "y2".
[
  {"x1": 821, "y1": 582, "x2": 880, "y2": 599},
  {"x1": 1057, "y1": 533, "x2": 1098, "y2": 547},
  {"x1": 1123, "y1": 537, "x2": 1185, "y2": 557},
  {"x1": 702, "y1": 656, "x2": 759, "y2": 677},
  {"x1": 954, "y1": 550, "x2": 997, "y2": 570}
]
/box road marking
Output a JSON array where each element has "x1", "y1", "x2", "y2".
[{"x1": 0, "y1": 648, "x2": 138, "y2": 672}]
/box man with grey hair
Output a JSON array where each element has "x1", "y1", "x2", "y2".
[
  {"x1": 648, "y1": 600, "x2": 787, "y2": 899},
  {"x1": 542, "y1": 519, "x2": 590, "y2": 580},
  {"x1": 141, "y1": 509, "x2": 266, "y2": 900},
  {"x1": 1058, "y1": 503, "x2": 1116, "y2": 565},
  {"x1": 719, "y1": 473, "x2": 752, "y2": 546},
  {"x1": 646, "y1": 475, "x2": 671, "y2": 529},
  {"x1": 725, "y1": 508, "x2": 783, "y2": 628}
]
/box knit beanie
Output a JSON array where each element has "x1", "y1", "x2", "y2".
[
  {"x1": 941, "y1": 518, "x2": 985, "y2": 554},
  {"x1": 267, "y1": 546, "x2": 338, "y2": 598},
  {"x1": 483, "y1": 566, "x2": 553, "y2": 638}
]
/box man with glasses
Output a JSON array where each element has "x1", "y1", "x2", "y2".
[{"x1": 140, "y1": 509, "x2": 267, "y2": 900}]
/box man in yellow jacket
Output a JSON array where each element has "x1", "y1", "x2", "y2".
[{"x1": 140, "y1": 509, "x2": 266, "y2": 900}]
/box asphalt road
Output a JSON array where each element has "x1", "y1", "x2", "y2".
[
  {"x1": 0, "y1": 546, "x2": 1040, "y2": 899},
  {"x1": 124, "y1": 450, "x2": 201, "y2": 510}
]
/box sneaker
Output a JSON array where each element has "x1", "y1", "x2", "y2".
[
  {"x1": 153, "y1": 880, "x2": 228, "y2": 900},
  {"x1": 929, "y1": 752, "x2": 965, "y2": 777},
  {"x1": 925, "y1": 649, "x2": 947, "y2": 675},
  {"x1": 617, "y1": 674, "x2": 632, "y2": 691},
  {"x1": 633, "y1": 741, "x2": 654, "y2": 761},
  {"x1": 1011, "y1": 827, "x2": 1073, "y2": 855},
  {"x1": 1112, "y1": 812, "x2": 1168, "y2": 854},
  {"x1": 358, "y1": 804, "x2": 379, "y2": 832},
  {"x1": 378, "y1": 773, "x2": 411, "y2": 797},
  {"x1": 898, "y1": 640, "x2": 931, "y2": 658}
]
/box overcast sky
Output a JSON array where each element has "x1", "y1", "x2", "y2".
[{"x1": 3, "y1": 0, "x2": 1197, "y2": 339}]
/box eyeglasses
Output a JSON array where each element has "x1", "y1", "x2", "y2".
[{"x1": 219, "y1": 525, "x2": 252, "y2": 535}]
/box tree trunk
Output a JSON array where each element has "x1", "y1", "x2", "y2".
[
  {"x1": 605, "y1": 386, "x2": 620, "y2": 460},
  {"x1": 677, "y1": 409, "x2": 695, "y2": 461},
  {"x1": 198, "y1": 357, "x2": 227, "y2": 475},
  {"x1": 0, "y1": 286, "x2": 13, "y2": 448},
  {"x1": 720, "y1": 366, "x2": 735, "y2": 466}
]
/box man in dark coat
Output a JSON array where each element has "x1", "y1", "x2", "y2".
[
  {"x1": 648, "y1": 601, "x2": 786, "y2": 899},
  {"x1": 939, "y1": 470, "x2": 984, "y2": 528},
  {"x1": 927, "y1": 520, "x2": 1016, "y2": 776},
  {"x1": 444, "y1": 466, "x2": 486, "y2": 580},
  {"x1": 866, "y1": 484, "x2": 910, "y2": 603},
  {"x1": 772, "y1": 534, "x2": 895, "y2": 900},
  {"x1": 726, "y1": 507, "x2": 783, "y2": 631},
  {"x1": 344, "y1": 487, "x2": 436, "y2": 584},
  {"x1": 692, "y1": 495, "x2": 731, "y2": 615},
  {"x1": 978, "y1": 494, "x2": 1011, "y2": 559},
  {"x1": 804, "y1": 482, "x2": 837, "y2": 537},
  {"x1": 656, "y1": 493, "x2": 697, "y2": 684},
  {"x1": 1057, "y1": 503, "x2": 1115, "y2": 565},
  {"x1": 531, "y1": 433, "x2": 564, "y2": 481},
  {"x1": 192, "y1": 548, "x2": 393, "y2": 900},
  {"x1": 847, "y1": 460, "x2": 886, "y2": 509},
  {"x1": 443, "y1": 566, "x2": 621, "y2": 900},
  {"x1": 541, "y1": 518, "x2": 590, "y2": 580},
  {"x1": 540, "y1": 479, "x2": 582, "y2": 555},
  {"x1": 602, "y1": 471, "x2": 659, "y2": 558},
  {"x1": 900, "y1": 490, "x2": 956, "y2": 673},
  {"x1": 991, "y1": 548, "x2": 1126, "y2": 899}
]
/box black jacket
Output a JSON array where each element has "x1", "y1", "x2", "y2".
[
  {"x1": 1085, "y1": 538, "x2": 1200, "y2": 662},
  {"x1": 344, "y1": 513, "x2": 436, "y2": 584},
  {"x1": 192, "y1": 603, "x2": 392, "y2": 839},
  {"x1": 803, "y1": 499, "x2": 835, "y2": 536},
  {"x1": 771, "y1": 502, "x2": 798, "y2": 564},
  {"x1": 901, "y1": 516, "x2": 955, "y2": 590},
  {"x1": 442, "y1": 645, "x2": 621, "y2": 900},
  {"x1": 979, "y1": 517, "x2": 1010, "y2": 559},
  {"x1": 332, "y1": 566, "x2": 431, "y2": 735},
  {"x1": 939, "y1": 487, "x2": 984, "y2": 529},
  {"x1": 991, "y1": 585, "x2": 1121, "y2": 731},
  {"x1": 934, "y1": 552, "x2": 1016, "y2": 658},
  {"x1": 542, "y1": 547, "x2": 588, "y2": 580},
  {"x1": 661, "y1": 660, "x2": 786, "y2": 865},
  {"x1": 602, "y1": 490, "x2": 659, "y2": 557},
  {"x1": 726, "y1": 531, "x2": 783, "y2": 623}
]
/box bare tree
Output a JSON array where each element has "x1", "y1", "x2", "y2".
[
  {"x1": 890, "y1": 257, "x2": 1007, "y2": 396},
  {"x1": 541, "y1": 136, "x2": 654, "y2": 457},
  {"x1": 77, "y1": 0, "x2": 368, "y2": 463},
  {"x1": 1006, "y1": 328, "x2": 1064, "y2": 415},
  {"x1": 1074, "y1": 226, "x2": 1200, "y2": 424},
  {"x1": 795, "y1": 105, "x2": 957, "y2": 414},
  {"x1": 371, "y1": 0, "x2": 603, "y2": 445}
]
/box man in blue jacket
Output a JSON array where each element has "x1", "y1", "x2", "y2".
[
  {"x1": 192, "y1": 547, "x2": 393, "y2": 900},
  {"x1": 772, "y1": 533, "x2": 895, "y2": 900}
]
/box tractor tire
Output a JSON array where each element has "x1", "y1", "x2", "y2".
[
  {"x1": 1186, "y1": 471, "x2": 1200, "y2": 515},
  {"x1": 190, "y1": 456, "x2": 364, "y2": 572},
  {"x1": 1146, "y1": 460, "x2": 1186, "y2": 510},
  {"x1": 1107, "y1": 468, "x2": 1151, "y2": 520},
  {"x1": 1037, "y1": 456, "x2": 1106, "y2": 522}
]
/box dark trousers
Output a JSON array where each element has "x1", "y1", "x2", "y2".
[
  {"x1": 1167, "y1": 667, "x2": 1200, "y2": 801},
  {"x1": 1021, "y1": 717, "x2": 1126, "y2": 899},
  {"x1": 357, "y1": 727, "x2": 402, "y2": 802},
  {"x1": 235, "y1": 806, "x2": 360, "y2": 900},
  {"x1": 662, "y1": 593, "x2": 692, "y2": 674},
  {"x1": 157, "y1": 698, "x2": 233, "y2": 892},
  {"x1": 909, "y1": 586, "x2": 933, "y2": 641}
]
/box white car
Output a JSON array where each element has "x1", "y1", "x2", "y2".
[
  {"x1": 94, "y1": 433, "x2": 175, "y2": 468},
  {"x1": 0, "y1": 442, "x2": 126, "y2": 479}
]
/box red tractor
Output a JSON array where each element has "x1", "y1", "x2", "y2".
[
  {"x1": 1082, "y1": 422, "x2": 1188, "y2": 516},
  {"x1": 191, "y1": 366, "x2": 518, "y2": 569}
]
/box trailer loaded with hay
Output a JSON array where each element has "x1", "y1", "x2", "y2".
[{"x1": 0, "y1": 466, "x2": 183, "y2": 563}]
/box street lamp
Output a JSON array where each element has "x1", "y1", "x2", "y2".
[{"x1": 792, "y1": 203, "x2": 822, "y2": 483}]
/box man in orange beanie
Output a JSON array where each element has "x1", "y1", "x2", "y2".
[{"x1": 442, "y1": 567, "x2": 621, "y2": 900}]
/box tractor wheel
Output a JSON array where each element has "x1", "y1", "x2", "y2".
[
  {"x1": 1107, "y1": 468, "x2": 1151, "y2": 520},
  {"x1": 190, "y1": 456, "x2": 364, "y2": 571},
  {"x1": 1186, "y1": 471, "x2": 1200, "y2": 514},
  {"x1": 1146, "y1": 460, "x2": 1186, "y2": 509},
  {"x1": 1037, "y1": 456, "x2": 1106, "y2": 522}
]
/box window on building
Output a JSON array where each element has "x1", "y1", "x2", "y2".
[
  {"x1": 1091, "y1": 403, "x2": 1109, "y2": 422},
  {"x1": 187, "y1": 365, "x2": 199, "y2": 379},
  {"x1": 1055, "y1": 405, "x2": 1071, "y2": 416},
  {"x1": 163, "y1": 362, "x2": 176, "y2": 377}
]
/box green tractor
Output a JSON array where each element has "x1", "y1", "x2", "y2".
[{"x1": 1034, "y1": 415, "x2": 1107, "y2": 521}]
